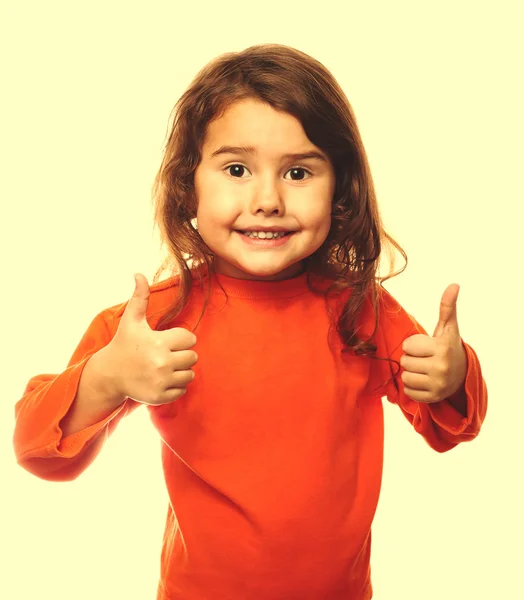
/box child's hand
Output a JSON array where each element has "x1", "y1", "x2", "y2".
[
  {"x1": 399, "y1": 283, "x2": 468, "y2": 404},
  {"x1": 99, "y1": 273, "x2": 198, "y2": 406}
]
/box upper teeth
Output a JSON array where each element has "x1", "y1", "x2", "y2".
[{"x1": 243, "y1": 231, "x2": 288, "y2": 239}]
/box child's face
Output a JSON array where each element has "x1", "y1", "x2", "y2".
[{"x1": 194, "y1": 98, "x2": 336, "y2": 281}]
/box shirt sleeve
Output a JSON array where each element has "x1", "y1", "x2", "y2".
[
  {"x1": 374, "y1": 287, "x2": 488, "y2": 453},
  {"x1": 13, "y1": 307, "x2": 141, "y2": 481}
]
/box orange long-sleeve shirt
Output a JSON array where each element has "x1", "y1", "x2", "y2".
[{"x1": 13, "y1": 269, "x2": 487, "y2": 599}]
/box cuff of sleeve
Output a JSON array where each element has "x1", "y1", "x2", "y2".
[
  {"x1": 54, "y1": 398, "x2": 129, "y2": 459},
  {"x1": 19, "y1": 356, "x2": 129, "y2": 460},
  {"x1": 52, "y1": 354, "x2": 129, "y2": 458},
  {"x1": 426, "y1": 341, "x2": 475, "y2": 435}
]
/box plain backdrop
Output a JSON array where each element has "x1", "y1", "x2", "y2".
[{"x1": 2, "y1": 1, "x2": 523, "y2": 598}]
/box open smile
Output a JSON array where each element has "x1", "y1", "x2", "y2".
[{"x1": 234, "y1": 230, "x2": 297, "y2": 247}]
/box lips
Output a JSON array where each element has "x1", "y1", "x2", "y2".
[
  {"x1": 235, "y1": 229, "x2": 296, "y2": 247},
  {"x1": 235, "y1": 230, "x2": 293, "y2": 233},
  {"x1": 237, "y1": 230, "x2": 292, "y2": 235}
]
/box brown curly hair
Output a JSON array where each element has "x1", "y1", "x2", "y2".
[{"x1": 149, "y1": 43, "x2": 408, "y2": 392}]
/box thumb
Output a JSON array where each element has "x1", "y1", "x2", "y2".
[
  {"x1": 122, "y1": 273, "x2": 152, "y2": 326},
  {"x1": 432, "y1": 283, "x2": 460, "y2": 338}
]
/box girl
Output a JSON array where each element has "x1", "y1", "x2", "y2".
[{"x1": 13, "y1": 44, "x2": 487, "y2": 599}]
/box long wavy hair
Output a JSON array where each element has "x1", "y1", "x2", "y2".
[{"x1": 150, "y1": 43, "x2": 408, "y2": 391}]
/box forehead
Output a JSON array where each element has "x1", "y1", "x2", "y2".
[
  {"x1": 204, "y1": 99, "x2": 308, "y2": 144},
  {"x1": 202, "y1": 99, "x2": 322, "y2": 164}
]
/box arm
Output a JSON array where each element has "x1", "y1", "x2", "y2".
[
  {"x1": 13, "y1": 308, "x2": 140, "y2": 481},
  {"x1": 375, "y1": 289, "x2": 488, "y2": 452},
  {"x1": 388, "y1": 336, "x2": 488, "y2": 452},
  {"x1": 58, "y1": 347, "x2": 127, "y2": 438}
]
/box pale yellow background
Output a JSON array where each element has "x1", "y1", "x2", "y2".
[{"x1": 2, "y1": 1, "x2": 522, "y2": 598}]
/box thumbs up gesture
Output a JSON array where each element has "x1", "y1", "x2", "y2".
[
  {"x1": 399, "y1": 284, "x2": 468, "y2": 404},
  {"x1": 99, "y1": 273, "x2": 198, "y2": 406}
]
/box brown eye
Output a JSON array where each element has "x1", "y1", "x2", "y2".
[
  {"x1": 226, "y1": 164, "x2": 247, "y2": 178},
  {"x1": 285, "y1": 167, "x2": 311, "y2": 181},
  {"x1": 224, "y1": 164, "x2": 312, "y2": 180}
]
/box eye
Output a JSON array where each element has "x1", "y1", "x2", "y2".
[{"x1": 224, "y1": 164, "x2": 312, "y2": 181}]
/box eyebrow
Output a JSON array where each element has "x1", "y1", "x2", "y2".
[{"x1": 210, "y1": 145, "x2": 328, "y2": 163}]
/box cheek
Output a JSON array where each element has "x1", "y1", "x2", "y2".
[
  {"x1": 196, "y1": 198, "x2": 234, "y2": 231},
  {"x1": 307, "y1": 207, "x2": 332, "y2": 245},
  {"x1": 317, "y1": 217, "x2": 332, "y2": 243},
  {"x1": 303, "y1": 204, "x2": 332, "y2": 233},
  {"x1": 194, "y1": 172, "x2": 228, "y2": 224}
]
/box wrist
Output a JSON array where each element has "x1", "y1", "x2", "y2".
[{"x1": 87, "y1": 348, "x2": 127, "y2": 410}]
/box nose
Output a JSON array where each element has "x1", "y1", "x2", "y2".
[{"x1": 249, "y1": 182, "x2": 285, "y2": 216}]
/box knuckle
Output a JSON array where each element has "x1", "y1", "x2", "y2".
[{"x1": 151, "y1": 356, "x2": 165, "y2": 369}]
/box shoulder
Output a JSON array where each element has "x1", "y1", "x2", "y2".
[
  {"x1": 376, "y1": 285, "x2": 403, "y2": 318},
  {"x1": 376, "y1": 286, "x2": 420, "y2": 329},
  {"x1": 373, "y1": 285, "x2": 426, "y2": 353}
]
